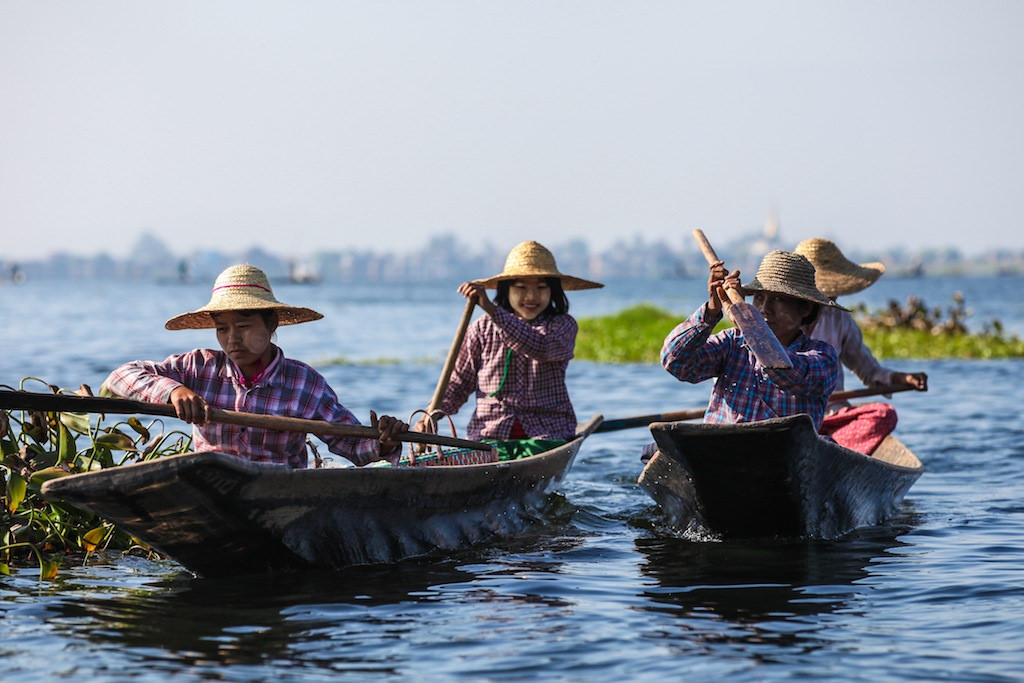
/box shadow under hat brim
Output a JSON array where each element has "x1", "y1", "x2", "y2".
[
  {"x1": 165, "y1": 305, "x2": 324, "y2": 330},
  {"x1": 474, "y1": 273, "x2": 604, "y2": 291},
  {"x1": 739, "y1": 280, "x2": 849, "y2": 311}
]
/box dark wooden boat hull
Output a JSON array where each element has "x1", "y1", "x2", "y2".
[
  {"x1": 637, "y1": 414, "x2": 923, "y2": 539},
  {"x1": 42, "y1": 416, "x2": 602, "y2": 577}
]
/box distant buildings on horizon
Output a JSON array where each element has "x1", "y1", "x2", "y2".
[{"x1": 3, "y1": 226, "x2": 1023, "y2": 284}]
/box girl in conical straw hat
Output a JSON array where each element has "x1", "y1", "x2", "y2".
[
  {"x1": 795, "y1": 238, "x2": 927, "y2": 455},
  {"x1": 417, "y1": 241, "x2": 602, "y2": 460},
  {"x1": 648, "y1": 249, "x2": 839, "y2": 464},
  {"x1": 104, "y1": 264, "x2": 407, "y2": 468}
]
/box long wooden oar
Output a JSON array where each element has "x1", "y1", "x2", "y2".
[
  {"x1": 692, "y1": 228, "x2": 792, "y2": 369},
  {"x1": 0, "y1": 390, "x2": 491, "y2": 451},
  {"x1": 596, "y1": 383, "x2": 924, "y2": 433},
  {"x1": 425, "y1": 299, "x2": 476, "y2": 417}
]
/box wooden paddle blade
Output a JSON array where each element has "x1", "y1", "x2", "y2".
[{"x1": 724, "y1": 301, "x2": 793, "y2": 369}]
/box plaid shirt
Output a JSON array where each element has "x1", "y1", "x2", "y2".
[
  {"x1": 661, "y1": 304, "x2": 838, "y2": 429},
  {"x1": 104, "y1": 347, "x2": 382, "y2": 468},
  {"x1": 442, "y1": 307, "x2": 577, "y2": 440}
]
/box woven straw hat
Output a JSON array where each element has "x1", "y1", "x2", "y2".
[
  {"x1": 794, "y1": 238, "x2": 885, "y2": 298},
  {"x1": 741, "y1": 250, "x2": 846, "y2": 309},
  {"x1": 475, "y1": 241, "x2": 603, "y2": 291},
  {"x1": 164, "y1": 264, "x2": 324, "y2": 330}
]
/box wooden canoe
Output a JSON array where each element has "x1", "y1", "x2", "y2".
[
  {"x1": 41, "y1": 415, "x2": 603, "y2": 577},
  {"x1": 637, "y1": 413, "x2": 923, "y2": 539}
]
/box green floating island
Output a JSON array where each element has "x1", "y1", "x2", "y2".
[{"x1": 576, "y1": 298, "x2": 1024, "y2": 363}]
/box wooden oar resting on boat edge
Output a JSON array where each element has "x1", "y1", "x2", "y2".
[
  {"x1": 0, "y1": 390, "x2": 490, "y2": 452},
  {"x1": 597, "y1": 383, "x2": 925, "y2": 433}
]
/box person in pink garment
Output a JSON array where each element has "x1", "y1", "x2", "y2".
[
  {"x1": 794, "y1": 238, "x2": 928, "y2": 454},
  {"x1": 104, "y1": 264, "x2": 407, "y2": 468}
]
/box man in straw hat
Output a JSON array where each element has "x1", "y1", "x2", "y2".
[
  {"x1": 104, "y1": 264, "x2": 407, "y2": 468},
  {"x1": 419, "y1": 241, "x2": 601, "y2": 460},
  {"x1": 658, "y1": 249, "x2": 840, "y2": 436},
  {"x1": 795, "y1": 238, "x2": 927, "y2": 454}
]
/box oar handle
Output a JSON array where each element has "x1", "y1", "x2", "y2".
[
  {"x1": 0, "y1": 390, "x2": 491, "y2": 452},
  {"x1": 829, "y1": 382, "x2": 923, "y2": 402},
  {"x1": 426, "y1": 299, "x2": 476, "y2": 415},
  {"x1": 596, "y1": 408, "x2": 706, "y2": 433},
  {"x1": 693, "y1": 228, "x2": 744, "y2": 306}
]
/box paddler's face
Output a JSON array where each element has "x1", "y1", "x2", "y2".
[
  {"x1": 752, "y1": 291, "x2": 813, "y2": 345},
  {"x1": 508, "y1": 277, "x2": 551, "y2": 321},
  {"x1": 213, "y1": 311, "x2": 276, "y2": 374}
]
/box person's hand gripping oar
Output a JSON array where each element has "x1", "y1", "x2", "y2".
[{"x1": 693, "y1": 229, "x2": 793, "y2": 369}]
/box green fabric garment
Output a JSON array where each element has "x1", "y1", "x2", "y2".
[{"x1": 486, "y1": 438, "x2": 567, "y2": 461}]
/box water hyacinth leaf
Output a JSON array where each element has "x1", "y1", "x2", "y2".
[
  {"x1": 6, "y1": 474, "x2": 26, "y2": 513},
  {"x1": 22, "y1": 422, "x2": 45, "y2": 443},
  {"x1": 76, "y1": 449, "x2": 112, "y2": 471},
  {"x1": 94, "y1": 431, "x2": 135, "y2": 451},
  {"x1": 130, "y1": 536, "x2": 152, "y2": 551},
  {"x1": 39, "y1": 560, "x2": 58, "y2": 581},
  {"x1": 82, "y1": 527, "x2": 107, "y2": 552},
  {"x1": 126, "y1": 417, "x2": 151, "y2": 441},
  {"x1": 28, "y1": 451, "x2": 58, "y2": 471},
  {"x1": 60, "y1": 411, "x2": 92, "y2": 435},
  {"x1": 30, "y1": 466, "x2": 71, "y2": 485},
  {"x1": 58, "y1": 423, "x2": 76, "y2": 463}
]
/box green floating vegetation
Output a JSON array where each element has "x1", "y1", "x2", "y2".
[
  {"x1": 1, "y1": 378, "x2": 191, "y2": 579},
  {"x1": 575, "y1": 303, "x2": 731, "y2": 363},
  {"x1": 576, "y1": 295, "x2": 1024, "y2": 363}
]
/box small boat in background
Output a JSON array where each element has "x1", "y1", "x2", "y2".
[
  {"x1": 638, "y1": 414, "x2": 922, "y2": 539},
  {"x1": 42, "y1": 416, "x2": 603, "y2": 577}
]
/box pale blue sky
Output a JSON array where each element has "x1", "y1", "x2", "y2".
[{"x1": 2, "y1": 1, "x2": 1022, "y2": 260}]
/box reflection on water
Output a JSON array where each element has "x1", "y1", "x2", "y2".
[
  {"x1": 632, "y1": 514, "x2": 921, "y2": 646},
  {"x1": 19, "y1": 502, "x2": 587, "y2": 678},
  {"x1": 37, "y1": 559, "x2": 478, "y2": 676}
]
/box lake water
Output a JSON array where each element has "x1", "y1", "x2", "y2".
[{"x1": 2, "y1": 275, "x2": 1023, "y2": 681}]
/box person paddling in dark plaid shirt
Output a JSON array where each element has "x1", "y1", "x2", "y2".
[
  {"x1": 104, "y1": 264, "x2": 407, "y2": 469},
  {"x1": 417, "y1": 241, "x2": 602, "y2": 460},
  {"x1": 643, "y1": 250, "x2": 841, "y2": 462}
]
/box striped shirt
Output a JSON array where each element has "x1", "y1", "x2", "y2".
[
  {"x1": 661, "y1": 304, "x2": 838, "y2": 429},
  {"x1": 104, "y1": 347, "x2": 383, "y2": 468},
  {"x1": 442, "y1": 307, "x2": 577, "y2": 440}
]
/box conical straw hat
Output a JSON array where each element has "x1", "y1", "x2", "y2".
[
  {"x1": 794, "y1": 238, "x2": 885, "y2": 298},
  {"x1": 165, "y1": 264, "x2": 324, "y2": 330},
  {"x1": 740, "y1": 250, "x2": 846, "y2": 309},
  {"x1": 474, "y1": 241, "x2": 603, "y2": 291}
]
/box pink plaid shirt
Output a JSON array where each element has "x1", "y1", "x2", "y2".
[
  {"x1": 104, "y1": 347, "x2": 382, "y2": 468},
  {"x1": 441, "y1": 307, "x2": 578, "y2": 440}
]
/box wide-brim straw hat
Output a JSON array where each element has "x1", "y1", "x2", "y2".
[
  {"x1": 165, "y1": 264, "x2": 324, "y2": 330},
  {"x1": 474, "y1": 241, "x2": 603, "y2": 291},
  {"x1": 741, "y1": 250, "x2": 847, "y2": 310},
  {"x1": 794, "y1": 238, "x2": 885, "y2": 298}
]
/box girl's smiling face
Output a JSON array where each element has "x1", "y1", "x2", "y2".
[
  {"x1": 508, "y1": 277, "x2": 551, "y2": 320},
  {"x1": 212, "y1": 311, "x2": 277, "y2": 376}
]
